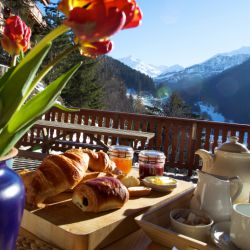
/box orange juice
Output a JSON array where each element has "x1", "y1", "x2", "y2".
[{"x1": 108, "y1": 145, "x2": 134, "y2": 174}]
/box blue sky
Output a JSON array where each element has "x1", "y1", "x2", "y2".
[
  {"x1": 108, "y1": 0, "x2": 250, "y2": 67},
  {"x1": 43, "y1": 1, "x2": 250, "y2": 68}
]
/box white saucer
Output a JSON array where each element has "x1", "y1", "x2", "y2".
[{"x1": 211, "y1": 221, "x2": 239, "y2": 250}]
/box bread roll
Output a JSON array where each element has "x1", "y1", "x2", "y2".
[
  {"x1": 82, "y1": 149, "x2": 121, "y2": 174},
  {"x1": 22, "y1": 149, "x2": 90, "y2": 207},
  {"x1": 128, "y1": 186, "x2": 151, "y2": 197},
  {"x1": 72, "y1": 177, "x2": 129, "y2": 212},
  {"x1": 119, "y1": 175, "x2": 140, "y2": 188}
]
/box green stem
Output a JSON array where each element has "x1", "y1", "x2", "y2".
[
  {"x1": 19, "y1": 51, "x2": 24, "y2": 61},
  {"x1": 11, "y1": 55, "x2": 17, "y2": 67}
]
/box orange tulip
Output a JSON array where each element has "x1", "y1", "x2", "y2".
[
  {"x1": 1, "y1": 16, "x2": 31, "y2": 56},
  {"x1": 79, "y1": 40, "x2": 113, "y2": 58},
  {"x1": 58, "y1": 0, "x2": 142, "y2": 42}
]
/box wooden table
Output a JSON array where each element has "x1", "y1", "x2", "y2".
[
  {"x1": 15, "y1": 155, "x2": 193, "y2": 250},
  {"x1": 18, "y1": 227, "x2": 170, "y2": 250},
  {"x1": 34, "y1": 120, "x2": 155, "y2": 152}
]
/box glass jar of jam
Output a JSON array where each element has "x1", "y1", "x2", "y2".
[
  {"x1": 108, "y1": 145, "x2": 134, "y2": 174},
  {"x1": 138, "y1": 150, "x2": 166, "y2": 179}
]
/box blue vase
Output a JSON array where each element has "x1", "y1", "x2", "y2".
[{"x1": 0, "y1": 148, "x2": 25, "y2": 250}]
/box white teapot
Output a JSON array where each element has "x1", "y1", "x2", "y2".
[{"x1": 195, "y1": 136, "x2": 250, "y2": 203}]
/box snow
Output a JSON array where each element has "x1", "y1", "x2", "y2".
[
  {"x1": 220, "y1": 46, "x2": 250, "y2": 57},
  {"x1": 118, "y1": 55, "x2": 183, "y2": 78},
  {"x1": 198, "y1": 102, "x2": 227, "y2": 122},
  {"x1": 155, "y1": 47, "x2": 250, "y2": 84}
]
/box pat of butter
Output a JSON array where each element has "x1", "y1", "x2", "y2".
[{"x1": 149, "y1": 177, "x2": 174, "y2": 185}]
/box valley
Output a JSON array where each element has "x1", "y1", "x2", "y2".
[{"x1": 117, "y1": 46, "x2": 250, "y2": 124}]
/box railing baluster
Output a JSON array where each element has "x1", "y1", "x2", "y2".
[
  {"x1": 178, "y1": 126, "x2": 186, "y2": 165},
  {"x1": 155, "y1": 121, "x2": 164, "y2": 151},
  {"x1": 147, "y1": 119, "x2": 155, "y2": 149},
  {"x1": 212, "y1": 127, "x2": 219, "y2": 152},
  {"x1": 103, "y1": 116, "x2": 110, "y2": 145},
  {"x1": 204, "y1": 127, "x2": 211, "y2": 151},
  {"x1": 222, "y1": 129, "x2": 228, "y2": 143},
  {"x1": 171, "y1": 124, "x2": 178, "y2": 164},
  {"x1": 163, "y1": 122, "x2": 170, "y2": 164},
  {"x1": 238, "y1": 130, "x2": 245, "y2": 144}
]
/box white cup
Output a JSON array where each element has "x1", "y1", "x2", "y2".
[{"x1": 230, "y1": 203, "x2": 250, "y2": 250}]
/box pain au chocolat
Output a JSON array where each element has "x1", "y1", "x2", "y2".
[{"x1": 72, "y1": 176, "x2": 129, "y2": 212}]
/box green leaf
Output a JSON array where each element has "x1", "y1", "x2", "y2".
[
  {"x1": 53, "y1": 103, "x2": 80, "y2": 112},
  {"x1": 0, "y1": 43, "x2": 52, "y2": 128},
  {"x1": 0, "y1": 62, "x2": 82, "y2": 156},
  {"x1": 25, "y1": 46, "x2": 77, "y2": 102},
  {"x1": 0, "y1": 66, "x2": 15, "y2": 92}
]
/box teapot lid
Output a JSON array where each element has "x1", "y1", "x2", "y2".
[{"x1": 217, "y1": 136, "x2": 249, "y2": 153}]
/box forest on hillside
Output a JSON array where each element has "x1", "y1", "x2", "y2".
[{"x1": 38, "y1": 3, "x2": 156, "y2": 114}]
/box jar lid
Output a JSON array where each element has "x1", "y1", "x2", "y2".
[
  {"x1": 139, "y1": 150, "x2": 166, "y2": 160},
  {"x1": 217, "y1": 136, "x2": 249, "y2": 153},
  {"x1": 108, "y1": 145, "x2": 134, "y2": 157}
]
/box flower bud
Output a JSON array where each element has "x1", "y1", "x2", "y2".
[{"x1": 1, "y1": 16, "x2": 31, "y2": 56}]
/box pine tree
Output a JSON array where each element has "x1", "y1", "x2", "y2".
[
  {"x1": 41, "y1": 3, "x2": 104, "y2": 109},
  {"x1": 161, "y1": 92, "x2": 192, "y2": 118}
]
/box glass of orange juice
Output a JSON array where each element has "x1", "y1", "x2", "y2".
[{"x1": 108, "y1": 145, "x2": 134, "y2": 174}]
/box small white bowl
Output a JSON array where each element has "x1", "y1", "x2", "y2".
[{"x1": 170, "y1": 208, "x2": 214, "y2": 242}]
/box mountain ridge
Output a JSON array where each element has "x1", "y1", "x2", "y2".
[
  {"x1": 155, "y1": 53, "x2": 250, "y2": 86},
  {"x1": 118, "y1": 55, "x2": 183, "y2": 78},
  {"x1": 117, "y1": 46, "x2": 250, "y2": 86}
]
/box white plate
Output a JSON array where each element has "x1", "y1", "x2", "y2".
[
  {"x1": 142, "y1": 176, "x2": 177, "y2": 192},
  {"x1": 211, "y1": 221, "x2": 239, "y2": 250}
]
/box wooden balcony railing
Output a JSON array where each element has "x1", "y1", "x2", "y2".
[
  {"x1": 27, "y1": 3, "x2": 47, "y2": 28},
  {"x1": 0, "y1": 1, "x2": 46, "y2": 29},
  {"x1": 18, "y1": 107, "x2": 250, "y2": 175}
]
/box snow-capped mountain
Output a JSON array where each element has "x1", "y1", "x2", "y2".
[
  {"x1": 155, "y1": 47, "x2": 250, "y2": 84},
  {"x1": 221, "y1": 46, "x2": 250, "y2": 57},
  {"x1": 118, "y1": 55, "x2": 183, "y2": 78}
]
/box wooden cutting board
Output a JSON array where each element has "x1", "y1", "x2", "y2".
[{"x1": 21, "y1": 173, "x2": 194, "y2": 250}]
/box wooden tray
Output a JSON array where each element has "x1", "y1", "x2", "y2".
[
  {"x1": 21, "y1": 178, "x2": 194, "y2": 250},
  {"x1": 135, "y1": 189, "x2": 216, "y2": 250}
]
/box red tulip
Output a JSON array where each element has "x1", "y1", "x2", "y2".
[
  {"x1": 58, "y1": 0, "x2": 142, "y2": 42},
  {"x1": 65, "y1": 5, "x2": 126, "y2": 42},
  {"x1": 79, "y1": 40, "x2": 113, "y2": 58},
  {"x1": 1, "y1": 16, "x2": 31, "y2": 56}
]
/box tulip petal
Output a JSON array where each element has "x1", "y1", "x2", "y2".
[
  {"x1": 65, "y1": 6, "x2": 125, "y2": 41},
  {"x1": 79, "y1": 40, "x2": 113, "y2": 57},
  {"x1": 123, "y1": 6, "x2": 142, "y2": 29}
]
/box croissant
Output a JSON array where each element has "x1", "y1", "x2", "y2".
[
  {"x1": 72, "y1": 176, "x2": 129, "y2": 212},
  {"x1": 21, "y1": 149, "x2": 90, "y2": 207},
  {"x1": 81, "y1": 149, "x2": 120, "y2": 174}
]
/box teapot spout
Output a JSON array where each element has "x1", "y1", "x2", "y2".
[{"x1": 195, "y1": 149, "x2": 214, "y2": 172}]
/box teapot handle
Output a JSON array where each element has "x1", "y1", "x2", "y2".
[{"x1": 229, "y1": 176, "x2": 243, "y2": 201}]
